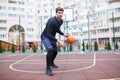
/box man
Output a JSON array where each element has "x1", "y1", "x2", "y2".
[{"x1": 41, "y1": 7, "x2": 68, "y2": 76}]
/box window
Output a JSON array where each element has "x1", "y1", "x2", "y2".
[
  {"x1": 27, "y1": 28, "x2": 34, "y2": 31},
  {"x1": 8, "y1": 13, "x2": 17, "y2": 17},
  {"x1": 0, "y1": 13, "x2": 6, "y2": 17},
  {"x1": 0, "y1": 34, "x2": 6, "y2": 39},
  {"x1": 72, "y1": 32, "x2": 78, "y2": 36},
  {"x1": 98, "y1": 29, "x2": 109, "y2": 33},
  {"x1": 0, "y1": 0, "x2": 6, "y2": 3},
  {"x1": 0, "y1": 6, "x2": 6, "y2": 10},
  {"x1": 8, "y1": 0, "x2": 16, "y2": 4},
  {"x1": 27, "y1": 34, "x2": 33, "y2": 38},
  {"x1": 114, "y1": 27, "x2": 120, "y2": 32}
]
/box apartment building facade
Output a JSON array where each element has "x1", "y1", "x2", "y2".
[
  {"x1": 63, "y1": 0, "x2": 120, "y2": 49},
  {"x1": 0, "y1": 0, "x2": 120, "y2": 49},
  {"x1": 0, "y1": 0, "x2": 55, "y2": 47}
]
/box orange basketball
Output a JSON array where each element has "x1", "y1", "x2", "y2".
[{"x1": 66, "y1": 35, "x2": 75, "y2": 44}]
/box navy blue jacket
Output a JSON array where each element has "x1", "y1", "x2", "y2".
[{"x1": 41, "y1": 16, "x2": 64, "y2": 42}]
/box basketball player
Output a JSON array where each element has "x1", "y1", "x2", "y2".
[{"x1": 41, "y1": 7, "x2": 68, "y2": 76}]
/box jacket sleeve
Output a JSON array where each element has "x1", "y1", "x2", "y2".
[{"x1": 57, "y1": 29, "x2": 64, "y2": 35}]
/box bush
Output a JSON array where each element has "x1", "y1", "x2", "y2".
[
  {"x1": 82, "y1": 41, "x2": 85, "y2": 51},
  {"x1": 104, "y1": 42, "x2": 107, "y2": 50},
  {"x1": 11, "y1": 44, "x2": 15, "y2": 53},
  {"x1": 94, "y1": 41, "x2": 98, "y2": 51},
  {"x1": 69, "y1": 44, "x2": 73, "y2": 52},
  {"x1": 33, "y1": 44, "x2": 37, "y2": 53},
  {"x1": 22, "y1": 45, "x2": 25, "y2": 53},
  {"x1": 86, "y1": 43, "x2": 89, "y2": 50},
  {"x1": 41, "y1": 44, "x2": 43, "y2": 52},
  {"x1": 115, "y1": 42, "x2": 118, "y2": 49},
  {"x1": 0, "y1": 43, "x2": 3, "y2": 53},
  {"x1": 107, "y1": 42, "x2": 111, "y2": 50},
  {"x1": 57, "y1": 45, "x2": 61, "y2": 52}
]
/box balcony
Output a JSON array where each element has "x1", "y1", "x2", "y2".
[{"x1": 107, "y1": 0, "x2": 120, "y2": 3}]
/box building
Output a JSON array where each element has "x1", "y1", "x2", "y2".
[
  {"x1": 0, "y1": 0, "x2": 120, "y2": 50},
  {"x1": 0, "y1": 0, "x2": 55, "y2": 48},
  {"x1": 63, "y1": 0, "x2": 120, "y2": 49}
]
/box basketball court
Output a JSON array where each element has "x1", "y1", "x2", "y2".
[{"x1": 0, "y1": 51, "x2": 120, "y2": 80}]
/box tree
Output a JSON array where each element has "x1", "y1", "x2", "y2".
[
  {"x1": 22, "y1": 45, "x2": 25, "y2": 53},
  {"x1": 104, "y1": 42, "x2": 107, "y2": 50},
  {"x1": 33, "y1": 44, "x2": 37, "y2": 53},
  {"x1": 40, "y1": 44, "x2": 43, "y2": 52},
  {"x1": 115, "y1": 42, "x2": 118, "y2": 49},
  {"x1": 86, "y1": 43, "x2": 89, "y2": 50},
  {"x1": 69, "y1": 44, "x2": 73, "y2": 52},
  {"x1": 0, "y1": 43, "x2": 3, "y2": 53},
  {"x1": 94, "y1": 41, "x2": 98, "y2": 51},
  {"x1": 11, "y1": 43, "x2": 15, "y2": 53},
  {"x1": 107, "y1": 42, "x2": 111, "y2": 50},
  {"x1": 57, "y1": 45, "x2": 61, "y2": 52},
  {"x1": 82, "y1": 41, "x2": 85, "y2": 51}
]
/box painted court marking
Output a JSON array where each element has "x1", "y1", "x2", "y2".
[
  {"x1": 99, "y1": 78, "x2": 120, "y2": 80},
  {"x1": 0, "y1": 54, "x2": 17, "y2": 59},
  {"x1": 9, "y1": 53, "x2": 96, "y2": 73}
]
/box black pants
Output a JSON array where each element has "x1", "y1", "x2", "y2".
[{"x1": 41, "y1": 35, "x2": 58, "y2": 69}]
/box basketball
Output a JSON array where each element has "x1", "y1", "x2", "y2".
[{"x1": 66, "y1": 35, "x2": 75, "y2": 44}]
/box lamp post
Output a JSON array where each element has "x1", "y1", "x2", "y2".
[
  {"x1": 87, "y1": 12, "x2": 91, "y2": 51},
  {"x1": 19, "y1": 15, "x2": 21, "y2": 53},
  {"x1": 40, "y1": 16, "x2": 43, "y2": 53},
  {"x1": 112, "y1": 12, "x2": 115, "y2": 51},
  {"x1": 66, "y1": 21, "x2": 69, "y2": 52},
  {"x1": 63, "y1": 22, "x2": 66, "y2": 52}
]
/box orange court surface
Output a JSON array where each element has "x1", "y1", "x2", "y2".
[{"x1": 0, "y1": 52, "x2": 120, "y2": 80}]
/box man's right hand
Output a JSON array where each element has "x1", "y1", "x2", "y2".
[{"x1": 57, "y1": 40, "x2": 65, "y2": 48}]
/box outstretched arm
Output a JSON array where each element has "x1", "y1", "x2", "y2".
[{"x1": 57, "y1": 29, "x2": 69, "y2": 38}]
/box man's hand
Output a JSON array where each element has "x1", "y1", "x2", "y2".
[
  {"x1": 63, "y1": 34, "x2": 70, "y2": 38},
  {"x1": 57, "y1": 40, "x2": 65, "y2": 48}
]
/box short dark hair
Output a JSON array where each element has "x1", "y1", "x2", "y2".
[{"x1": 56, "y1": 7, "x2": 64, "y2": 13}]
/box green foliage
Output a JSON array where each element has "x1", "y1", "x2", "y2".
[
  {"x1": 41, "y1": 44, "x2": 43, "y2": 50},
  {"x1": 40, "y1": 44, "x2": 43, "y2": 52},
  {"x1": 11, "y1": 43, "x2": 15, "y2": 53},
  {"x1": 86, "y1": 43, "x2": 89, "y2": 50},
  {"x1": 69, "y1": 44, "x2": 73, "y2": 52},
  {"x1": 94, "y1": 41, "x2": 98, "y2": 51},
  {"x1": 57, "y1": 45, "x2": 61, "y2": 52},
  {"x1": 22, "y1": 45, "x2": 25, "y2": 53},
  {"x1": 0, "y1": 43, "x2": 3, "y2": 53},
  {"x1": 115, "y1": 42, "x2": 118, "y2": 49},
  {"x1": 33, "y1": 44, "x2": 37, "y2": 53},
  {"x1": 107, "y1": 42, "x2": 111, "y2": 50},
  {"x1": 82, "y1": 41, "x2": 85, "y2": 51},
  {"x1": 104, "y1": 42, "x2": 107, "y2": 50}
]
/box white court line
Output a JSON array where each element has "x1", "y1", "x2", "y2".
[
  {"x1": 2, "y1": 58, "x2": 120, "y2": 63},
  {"x1": 0, "y1": 55, "x2": 17, "y2": 59},
  {"x1": 98, "y1": 78, "x2": 120, "y2": 80},
  {"x1": 9, "y1": 53, "x2": 96, "y2": 73},
  {"x1": 0, "y1": 54, "x2": 31, "y2": 59}
]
